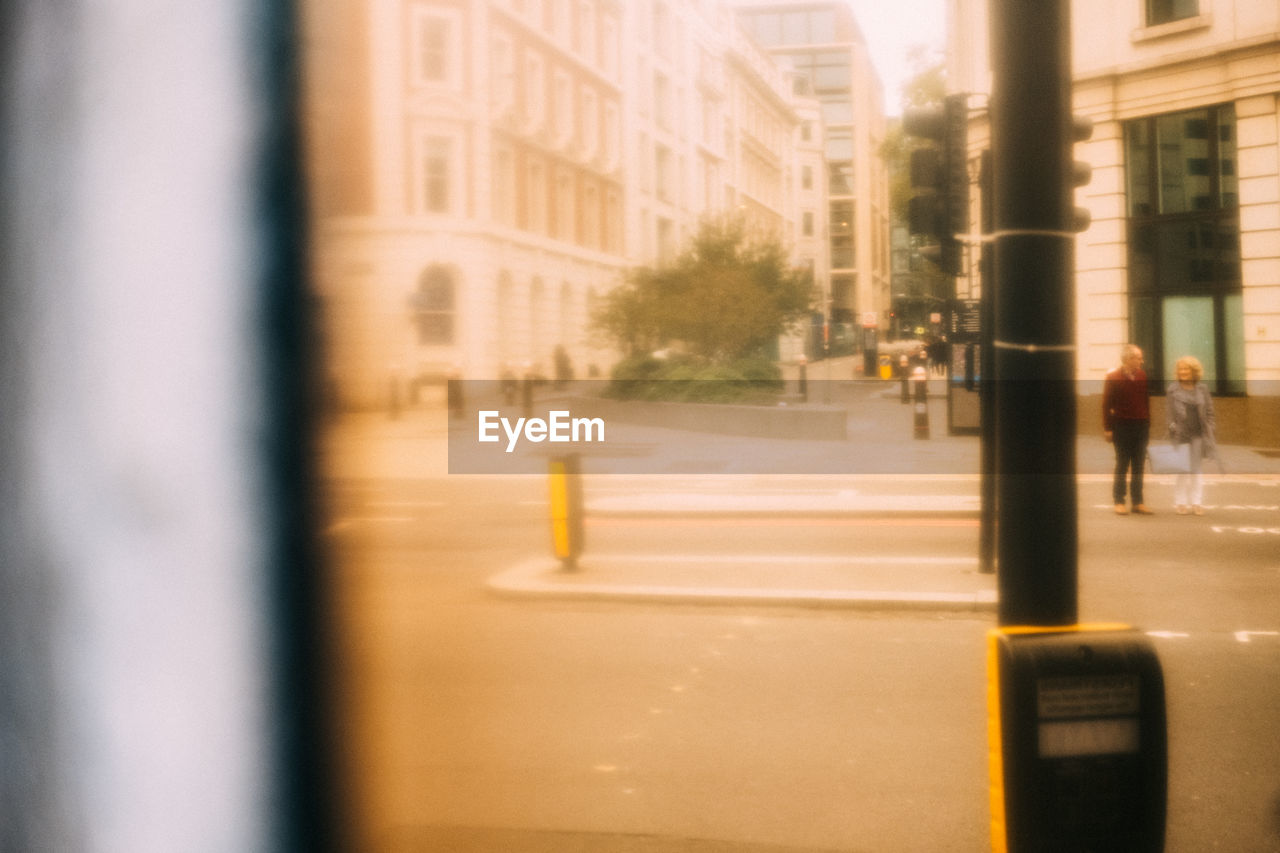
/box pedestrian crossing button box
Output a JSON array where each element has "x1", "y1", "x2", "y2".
[{"x1": 988, "y1": 626, "x2": 1166, "y2": 852}]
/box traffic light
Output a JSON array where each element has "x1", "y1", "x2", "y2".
[
  {"x1": 904, "y1": 93, "x2": 969, "y2": 277},
  {"x1": 1071, "y1": 115, "x2": 1094, "y2": 232}
]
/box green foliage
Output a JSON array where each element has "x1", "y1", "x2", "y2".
[
  {"x1": 607, "y1": 353, "x2": 783, "y2": 403},
  {"x1": 593, "y1": 215, "x2": 814, "y2": 365},
  {"x1": 882, "y1": 56, "x2": 948, "y2": 225},
  {"x1": 900, "y1": 49, "x2": 946, "y2": 111}
]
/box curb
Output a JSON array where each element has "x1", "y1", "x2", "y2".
[
  {"x1": 585, "y1": 493, "x2": 981, "y2": 518},
  {"x1": 486, "y1": 557, "x2": 998, "y2": 613}
]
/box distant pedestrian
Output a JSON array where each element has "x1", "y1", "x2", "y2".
[
  {"x1": 446, "y1": 367, "x2": 465, "y2": 422},
  {"x1": 500, "y1": 363, "x2": 518, "y2": 406},
  {"x1": 554, "y1": 345, "x2": 574, "y2": 388},
  {"x1": 1166, "y1": 355, "x2": 1216, "y2": 516},
  {"x1": 928, "y1": 338, "x2": 949, "y2": 377},
  {"x1": 1103, "y1": 344, "x2": 1153, "y2": 515}
]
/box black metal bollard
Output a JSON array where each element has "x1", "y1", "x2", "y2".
[
  {"x1": 798, "y1": 359, "x2": 808, "y2": 402},
  {"x1": 912, "y1": 367, "x2": 930, "y2": 439}
]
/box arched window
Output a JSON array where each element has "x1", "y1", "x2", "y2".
[{"x1": 412, "y1": 266, "x2": 455, "y2": 344}]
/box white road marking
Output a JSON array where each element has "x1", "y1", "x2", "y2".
[
  {"x1": 1211, "y1": 526, "x2": 1280, "y2": 534},
  {"x1": 1234, "y1": 631, "x2": 1279, "y2": 643},
  {"x1": 591, "y1": 554, "x2": 978, "y2": 565},
  {"x1": 1146, "y1": 631, "x2": 1190, "y2": 639},
  {"x1": 325, "y1": 516, "x2": 416, "y2": 533}
]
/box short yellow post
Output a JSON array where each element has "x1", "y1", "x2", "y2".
[{"x1": 548, "y1": 453, "x2": 584, "y2": 571}]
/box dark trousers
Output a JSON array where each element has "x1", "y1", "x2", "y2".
[{"x1": 1112, "y1": 419, "x2": 1150, "y2": 505}]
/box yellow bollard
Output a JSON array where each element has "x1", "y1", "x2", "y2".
[{"x1": 548, "y1": 453, "x2": 584, "y2": 570}]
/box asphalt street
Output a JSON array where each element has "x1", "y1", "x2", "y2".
[{"x1": 320, "y1": 386, "x2": 1280, "y2": 851}]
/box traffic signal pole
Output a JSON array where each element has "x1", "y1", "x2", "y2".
[
  {"x1": 978, "y1": 150, "x2": 996, "y2": 575},
  {"x1": 986, "y1": 17, "x2": 1170, "y2": 843},
  {"x1": 990, "y1": 0, "x2": 1078, "y2": 626}
]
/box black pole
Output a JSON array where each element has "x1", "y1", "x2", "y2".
[
  {"x1": 978, "y1": 150, "x2": 996, "y2": 575},
  {"x1": 991, "y1": 0, "x2": 1078, "y2": 626},
  {"x1": 260, "y1": 0, "x2": 352, "y2": 847}
]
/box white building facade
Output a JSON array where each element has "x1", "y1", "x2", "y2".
[
  {"x1": 950, "y1": 0, "x2": 1280, "y2": 443},
  {"x1": 735, "y1": 2, "x2": 893, "y2": 359},
  {"x1": 305, "y1": 0, "x2": 629, "y2": 407},
  {"x1": 305, "y1": 0, "x2": 888, "y2": 409},
  {"x1": 304, "y1": 0, "x2": 890, "y2": 409}
]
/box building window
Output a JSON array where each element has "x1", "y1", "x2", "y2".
[
  {"x1": 409, "y1": 8, "x2": 460, "y2": 88},
  {"x1": 802, "y1": 211, "x2": 814, "y2": 236},
  {"x1": 801, "y1": 165, "x2": 813, "y2": 190},
  {"x1": 491, "y1": 34, "x2": 515, "y2": 115},
  {"x1": 655, "y1": 145, "x2": 673, "y2": 203},
  {"x1": 553, "y1": 70, "x2": 573, "y2": 143},
  {"x1": 492, "y1": 145, "x2": 515, "y2": 225},
  {"x1": 605, "y1": 189, "x2": 623, "y2": 254},
  {"x1": 412, "y1": 266, "x2": 455, "y2": 344},
  {"x1": 525, "y1": 158, "x2": 547, "y2": 233},
  {"x1": 830, "y1": 202, "x2": 853, "y2": 268},
  {"x1": 830, "y1": 274, "x2": 854, "y2": 322},
  {"x1": 1124, "y1": 104, "x2": 1243, "y2": 393},
  {"x1": 603, "y1": 101, "x2": 621, "y2": 169},
  {"x1": 418, "y1": 17, "x2": 447, "y2": 80},
  {"x1": 530, "y1": 279, "x2": 545, "y2": 358},
  {"x1": 579, "y1": 86, "x2": 598, "y2": 155},
  {"x1": 559, "y1": 282, "x2": 573, "y2": 344},
  {"x1": 582, "y1": 182, "x2": 599, "y2": 248},
  {"x1": 423, "y1": 137, "x2": 451, "y2": 213},
  {"x1": 828, "y1": 161, "x2": 853, "y2": 196},
  {"x1": 523, "y1": 51, "x2": 545, "y2": 129},
  {"x1": 1147, "y1": 0, "x2": 1198, "y2": 27},
  {"x1": 555, "y1": 169, "x2": 575, "y2": 242},
  {"x1": 743, "y1": 10, "x2": 842, "y2": 46},
  {"x1": 657, "y1": 217, "x2": 675, "y2": 264},
  {"x1": 654, "y1": 73, "x2": 672, "y2": 131}
]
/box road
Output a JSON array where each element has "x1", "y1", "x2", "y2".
[{"x1": 322, "y1": 463, "x2": 1280, "y2": 851}]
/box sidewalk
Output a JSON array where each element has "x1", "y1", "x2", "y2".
[
  {"x1": 324, "y1": 379, "x2": 1280, "y2": 480},
  {"x1": 487, "y1": 553, "x2": 997, "y2": 612},
  {"x1": 325, "y1": 384, "x2": 1280, "y2": 613}
]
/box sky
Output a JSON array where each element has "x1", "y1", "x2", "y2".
[{"x1": 846, "y1": 0, "x2": 947, "y2": 115}]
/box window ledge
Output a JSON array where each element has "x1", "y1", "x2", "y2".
[{"x1": 1131, "y1": 13, "x2": 1213, "y2": 44}]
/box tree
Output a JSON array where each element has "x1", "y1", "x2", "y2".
[{"x1": 594, "y1": 216, "x2": 813, "y2": 363}]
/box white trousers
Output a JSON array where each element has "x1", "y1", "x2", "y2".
[{"x1": 1173, "y1": 437, "x2": 1205, "y2": 506}]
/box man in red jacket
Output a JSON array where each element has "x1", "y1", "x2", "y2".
[{"x1": 1103, "y1": 344, "x2": 1153, "y2": 515}]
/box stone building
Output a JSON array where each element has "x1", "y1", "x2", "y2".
[
  {"x1": 303, "y1": 0, "x2": 888, "y2": 408},
  {"x1": 949, "y1": 0, "x2": 1280, "y2": 443}
]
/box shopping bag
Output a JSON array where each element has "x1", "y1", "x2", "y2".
[{"x1": 1147, "y1": 443, "x2": 1191, "y2": 475}]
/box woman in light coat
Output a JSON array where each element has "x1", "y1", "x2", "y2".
[{"x1": 1166, "y1": 355, "x2": 1216, "y2": 515}]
